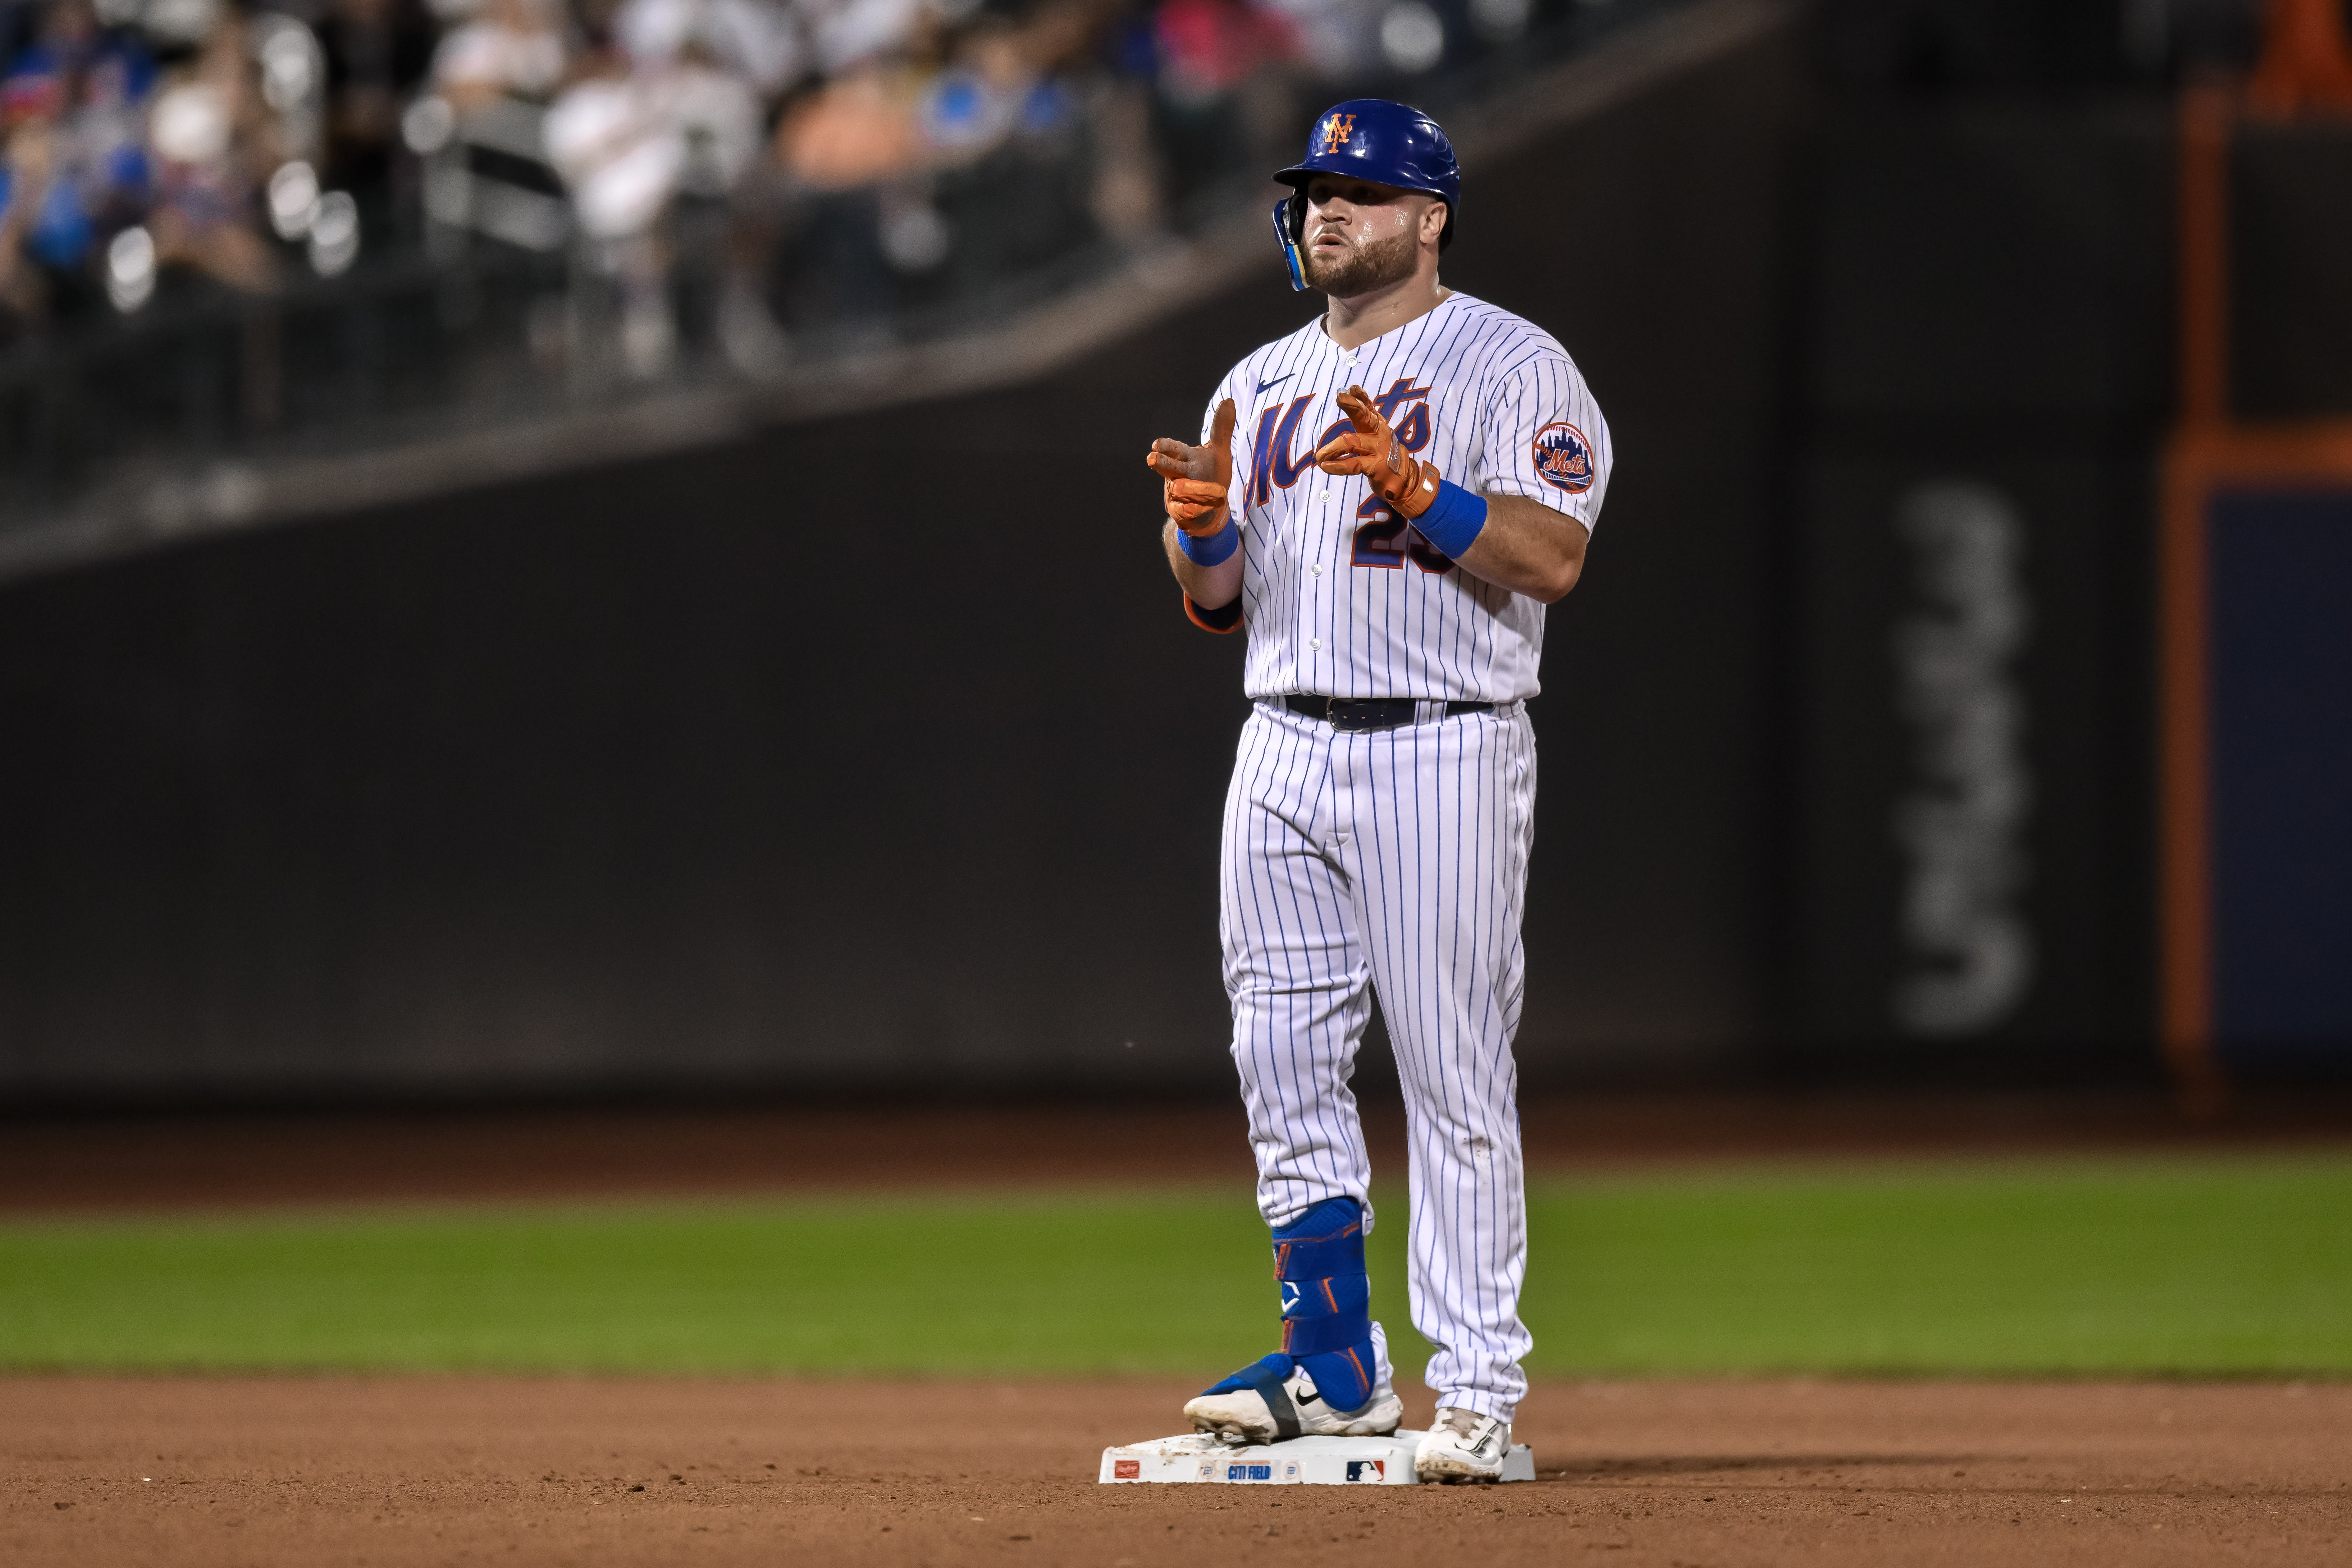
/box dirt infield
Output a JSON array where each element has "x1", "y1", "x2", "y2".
[
  {"x1": 8, "y1": 1098, "x2": 2349, "y2": 1563},
  {"x1": 5, "y1": 1376, "x2": 2345, "y2": 1566}
]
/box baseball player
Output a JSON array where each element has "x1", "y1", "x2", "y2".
[{"x1": 1144, "y1": 99, "x2": 1610, "y2": 1482}]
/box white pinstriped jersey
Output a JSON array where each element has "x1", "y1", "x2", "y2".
[{"x1": 1204, "y1": 291, "x2": 1611, "y2": 703}]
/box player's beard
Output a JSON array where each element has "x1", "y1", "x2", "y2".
[{"x1": 1307, "y1": 224, "x2": 1420, "y2": 297}]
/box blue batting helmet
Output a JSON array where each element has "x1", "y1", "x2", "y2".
[{"x1": 1271, "y1": 99, "x2": 1461, "y2": 291}]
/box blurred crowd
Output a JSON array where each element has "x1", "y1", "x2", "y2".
[{"x1": 0, "y1": 0, "x2": 1557, "y2": 371}]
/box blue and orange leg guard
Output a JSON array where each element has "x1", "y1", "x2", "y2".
[
  {"x1": 1272, "y1": 1197, "x2": 1378, "y2": 1412},
  {"x1": 1195, "y1": 1197, "x2": 1378, "y2": 1420}
]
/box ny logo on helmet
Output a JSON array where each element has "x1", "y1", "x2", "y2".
[
  {"x1": 1320, "y1": 113, "x2": 1356, "y2": 152},
  {"x1": 1532, "y1": 421, "x2": 1596, "y2": 494}
]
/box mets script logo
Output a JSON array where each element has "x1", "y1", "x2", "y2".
[
  {"x1": 1531, "y1": 422, "x2": 1595, "y2": 494},
  {"x1": 1320, "y1": 113, "x2": 1356, "y2": 152}
]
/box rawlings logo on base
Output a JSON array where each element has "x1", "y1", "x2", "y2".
[{"x1": 1532, "y1": 422, "x2": 1595, "y2": 494}]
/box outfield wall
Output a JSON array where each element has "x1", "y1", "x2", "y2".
[
  {"x1": 0, "y1": 25, "x2": 1808, "y2": 1102},
  {"x1": 6, "y1": 22, "x2": 2349, "y2": 1104}
]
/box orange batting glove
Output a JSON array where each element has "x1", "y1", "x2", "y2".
[
  {"x1": 1146, "y1": 398, "x2": 1238, "y2": 536},
  {"x1": 1316, "y1": 384, "x2": 1440, "y2": 520}
]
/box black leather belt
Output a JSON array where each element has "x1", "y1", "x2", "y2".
[{"x1": 1283, "y1": 694, "x2": 1495, "y2": 731}]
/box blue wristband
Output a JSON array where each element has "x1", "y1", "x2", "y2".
[
  {"x1": 1178, "y1": 517, "x2": 1240, "y2": 566},
  {"x1": 1411, "y1": 480, "x2": 1489, "y2": 560}
]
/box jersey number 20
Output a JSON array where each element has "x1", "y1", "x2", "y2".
[{"x1": 1351, "y1": 497, "x2": 1453, "y2": 574}]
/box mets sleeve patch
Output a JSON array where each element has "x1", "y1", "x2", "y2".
[{"x1": 1531, "y1": 422, "x2": 1596, "y2": 494}]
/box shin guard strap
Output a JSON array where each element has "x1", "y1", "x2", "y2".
[
  {"x1": 1272, "y1": 1229, "x2": 1364, "y2": 1281},
  {"x1": 1279, "y1": 1270, "x2": 1370, "y2": 1357},
  {"x1": 1270, "y1": 1199, "x2": 1365, "y2": 1282},
  {"x1": 1197, "y1": 1353, "x2": 1301, "y2": 1440},
  {"x1": 1250, "y1": 1359, "x2": 1302, "y2": 1440},
  {"x1": 1281, "y1": 1313, "x2": 1370, "y2": 1358}
]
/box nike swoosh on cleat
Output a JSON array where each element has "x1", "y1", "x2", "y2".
[{"x1": 1255, "y1": 374, "x2": 1294, "y2": 395}]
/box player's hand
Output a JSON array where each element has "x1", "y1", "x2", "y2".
[
  {"x1": 1146, "y1": 398, "x2": 1238, "y2": 536},
  {"x1": 1316, "y1": 384, "x2": 1441, "y2": 520}
]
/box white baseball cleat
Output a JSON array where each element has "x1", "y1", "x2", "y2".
[
  {"x1": 1183, "y1": 1357, "x2": 1404, "y2": 1444},
  {"x1": 1414, "y1": 1406, "x2": 1512, "y2": 1482}
]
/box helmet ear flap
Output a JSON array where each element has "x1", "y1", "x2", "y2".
[{"x1": 1273, "y1": 189, "x2": 1309, "y2": 291}]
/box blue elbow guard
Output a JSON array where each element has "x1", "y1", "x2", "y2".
[{"x1": 1271, "y1": 1197, "x2": 1375, "y2": 1412}]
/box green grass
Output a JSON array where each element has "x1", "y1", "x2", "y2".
[{"x1": 1, "y1": 1155, "x2": 2347, "y2": 1376}]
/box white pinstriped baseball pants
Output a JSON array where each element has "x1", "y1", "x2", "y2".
[{"x1": 1220, "y1": 697, "x2": 1536, "y2": 1423}]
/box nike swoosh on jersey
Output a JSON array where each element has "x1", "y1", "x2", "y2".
[{"x1": 1255, "y1": 374, "x2": 1295, "y2": 394}]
